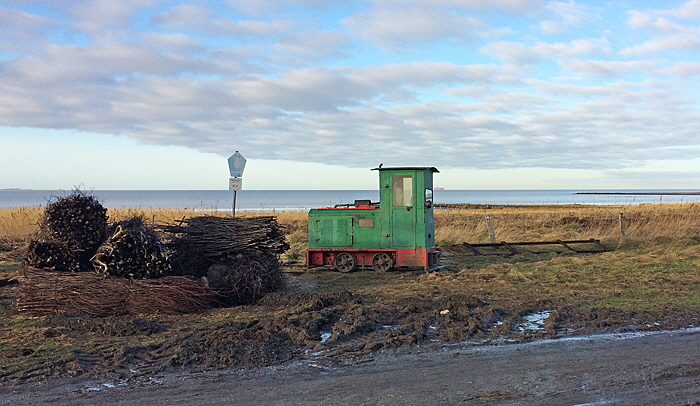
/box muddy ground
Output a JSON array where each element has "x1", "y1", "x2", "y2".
[
  {"x1": 4, "y1": 327, "x2": 700, "y2": 405},
  {"x1": 1, "y1": 247, "x2": 700, "y2": 404},
  {"x1": 1, "y1": 271, "x2": 700, "y2": 384}
]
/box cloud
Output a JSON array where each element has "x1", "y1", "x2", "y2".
[
  {"x1": 225, "y1": 0, "x2": 346, "y2": 16},
  {"x1": 341, "y1": 0, "x2": 546, "y2": 51},
  {"x1": 67, "y1": 0, "x2": 166, "y2": 41},
  {"x1": 0, "y1": 7, "x2": 54, "y2": 52},
  {"x1": 563, "y1": 59, "x2": 659, "y2": 77},
  {"x1": 481, "y1": 38, "x2": 608, "y2": 65},
  {"x1": 271, "y1": 31, "x2": 353, "y2": 65},
  {"x1": 539, "y1": 1, "x2": 594, "y2": 34},
  {"x1": 3, "y1": 45, "x2": 696, "y2": 172},
  {"x1": 0, "y1": 0, "x2": 699, "y2": 179},
  {"x1": 152, "y1": 4, "x2": 292, "y2": 36},
  {"x1": 620, "y1": 34, "x2": 700, "y2": 56},
  {"x1": 622, "y1": 3, "x2": 700, "y2": 56},
  {"x1": 70, "y1": 0, "x2": 164, "y2": 27},
  {"x1": 659, "y1": 61, "x2": 700, "y2": 75},
  {"x1": 372, "y1": 0, "x2": 544, "y2": 12},
  {"x1": 343, "y1": 6, "x2": 487, "y2": 51},
  {"x1": 655, "y1": 0, "x2": 700, "y2": 19}
]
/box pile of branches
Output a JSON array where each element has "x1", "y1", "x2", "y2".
[
  {"x1": 25, "y1": 192, "x2": 108, "y2": 272},
  {"x1": 161, "y1": 215, "x2": 289, "y2": 304},
  {"x1": 161, "y1": 215, "x2": 289, "y2": 277},
  {"x1": 92, "y1": 217, "x2": 171, "y2": 279},
  {"x1": 21, "y1": 208, "x2": 290, "y2": 312},
  {"x1": 206, "y1": 254, "x2": 287, "y2": 306},
  {"x1": 16, "y1": 268, "x2": 215, "y2": 317},
  {"x1": 25, "y1": 240, "x2": 81, "y2": 272}
]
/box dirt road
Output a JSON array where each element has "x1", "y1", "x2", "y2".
[{"x1": 2, "y1": 328, "x2": 699, "y2": 406}]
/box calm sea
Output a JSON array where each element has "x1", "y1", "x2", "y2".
[{"x1": 2, "y1": 189, "x2": 700, "y2": 210}]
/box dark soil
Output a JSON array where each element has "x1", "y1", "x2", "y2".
[{"x1": 0, "y1": 269, "x2": 698, "y2": 384}]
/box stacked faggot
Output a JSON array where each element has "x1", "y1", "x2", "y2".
[
  {"x1": 161, "y1": 215, "x2": 290, "y2": 306},
  {"x1": 26, "y1": 192, "x2": 108, "y2": 272},
  {"x1": 92, "y1": 216, "x2": 171, "y2": 279},
  {"x1": 23, "y1": 192, "x2": 289, "y2": 312},
  {"x1": 24, "y1": 191, "x2": 168, "y2": 278}
]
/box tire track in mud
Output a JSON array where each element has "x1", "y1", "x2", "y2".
[
  {"x1": 111, "y1": 345, "x2": 179, "y2": 377},
  {"x1": 11, "y1": 327, "x2": 700, "y2": 406},
  {"x1": 4, "y1": 290, "x2": 700, "y2": 383}
]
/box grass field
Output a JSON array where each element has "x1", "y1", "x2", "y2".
[
  {"x1": 1, "y1": 203, "x2": 700, "y2": 382},
  {"x1": 1, "y1": 203, "x2": 700, "y2": 311}
]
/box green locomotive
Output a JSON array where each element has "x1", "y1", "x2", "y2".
[{"x1": 306, "y1": 166, "x2": 441, "y2": 272}]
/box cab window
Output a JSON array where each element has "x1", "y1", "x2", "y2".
[{"x1": 392, "y1": 175, "x2": 413, "y2": 207}]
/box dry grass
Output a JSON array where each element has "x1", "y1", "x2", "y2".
[
  {"x1": 4, "y1": 202, "x2": 700, "y2": 384},
  {"x1": 0, "y1": 207, "x2": 309, "y2": 263},
  {"x1": 434, "y1": 203, "x2": 700, "y2": 245},
  {"x1": 426, "y1": 203, "x2": 700, "y2": 310},
  {"x1": 0, "y1": 207, "x2": 43, "y2": 238},
  {"x1": 3, "y1": 203, "x2": 700, "y2": 255},
  {"x1": 3, "y1": 203, "x2": 700, "y2": 310}
]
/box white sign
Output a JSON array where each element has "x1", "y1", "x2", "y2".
[
  {"x1": 227, "y1": 151, "x2": 247, "y2": 178},
  {"x1": 229, "y1": 177, "x2": 242, "y2": 191}
]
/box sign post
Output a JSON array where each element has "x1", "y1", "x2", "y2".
[{"x1": 227, "y1": 151, "x2": 246, "y2": 217}]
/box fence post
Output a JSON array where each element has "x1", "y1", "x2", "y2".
[
  {"x1": 619, "y1": 213, "x2": 626, "y2": 237},
  {"x1": 486, "y1": 216, "x2": 497, "y2": 243}
]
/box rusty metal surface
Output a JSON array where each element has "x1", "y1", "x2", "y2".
[{"x1": 446, "y1": 238, "x2": 609, "y2": 256}]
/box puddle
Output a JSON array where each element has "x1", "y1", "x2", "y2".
[
  {"x1": 83, "y1": 381, "x2": 126, "y2": 392},
  {"x1": 570, "y1": 399, "x2": 617, "y2": 406},
  {"x1": 516, "y1": 311, "x2": 553, "y2": 332}
]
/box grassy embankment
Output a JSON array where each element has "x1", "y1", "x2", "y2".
[
  {"x1": 0, "y1": 203, "x2": 699, "y2": 381},
  {"x1": 432, "y1": 204, "x2": 700, "y2": 310},
  {"x1": 1, "y1": 203, "x2": 700, "y2": 310}
]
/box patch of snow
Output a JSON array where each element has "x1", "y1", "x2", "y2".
[
  {"x1": 516, "y1": 311, "x2": 553, "y2": 332},
  {"x1": 570, "y1": 399, "x2": 617, "y2": 406}
]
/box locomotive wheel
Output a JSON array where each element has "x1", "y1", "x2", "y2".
[
  {"x1": 333, "y1": 252, "x2": 357, "y2": 273},
  {"x1": 372, "y1": 252, "x2": 394, "y2": 272}
]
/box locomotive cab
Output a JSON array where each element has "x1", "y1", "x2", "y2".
[{"x1": 306, "y1": 167, "x2": 440, "y2": 272}]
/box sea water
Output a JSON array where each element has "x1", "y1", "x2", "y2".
[{"x1": 2, "y1": 189, "x2": 700, "y2": 210}]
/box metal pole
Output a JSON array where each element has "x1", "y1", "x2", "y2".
[{"x1": 232, "y1": 190, "x2": 237, "y2": 218}]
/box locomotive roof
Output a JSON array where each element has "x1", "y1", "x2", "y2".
[{"x1": 371, "y1": 166, "x2": 439, "y2": 172}]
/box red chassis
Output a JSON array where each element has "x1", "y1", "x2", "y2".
[{"x1": 306, "y1": 247, "x2": 440, "y2": 272}]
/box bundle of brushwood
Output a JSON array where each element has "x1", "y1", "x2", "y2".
[
  {"x1": 42, "y1": 192, "x2": 108, "y2": 249},
  {"x1": 92, "y1": 217, "x2": 171, "y2": 279},
  {"x1": 16, "y1": 268, "x2": 214, "y2": 317},
  {"x1": 161, "y1": 215, "x2": 289, "y2": 277},
  {"x1": 206, "y1": 254, "x2": 287, "y2": 305},
  {"x1": 25, "y1": 240, "x2": 81, "y2": 272},
  {"x1": 25, "y1": 192, "x2": 108, "y2": 272},
  {"x1": 161, "y1": 215, "x2": 289, "y2": 305}
]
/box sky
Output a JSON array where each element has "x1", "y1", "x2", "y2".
[{"x1": 1, "y1": 0, "x2": 700, "y2": 190}]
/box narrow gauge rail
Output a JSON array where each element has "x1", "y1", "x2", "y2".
[{"x1": 449, "y1": 238, "x2": 609, "y2": 256}]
